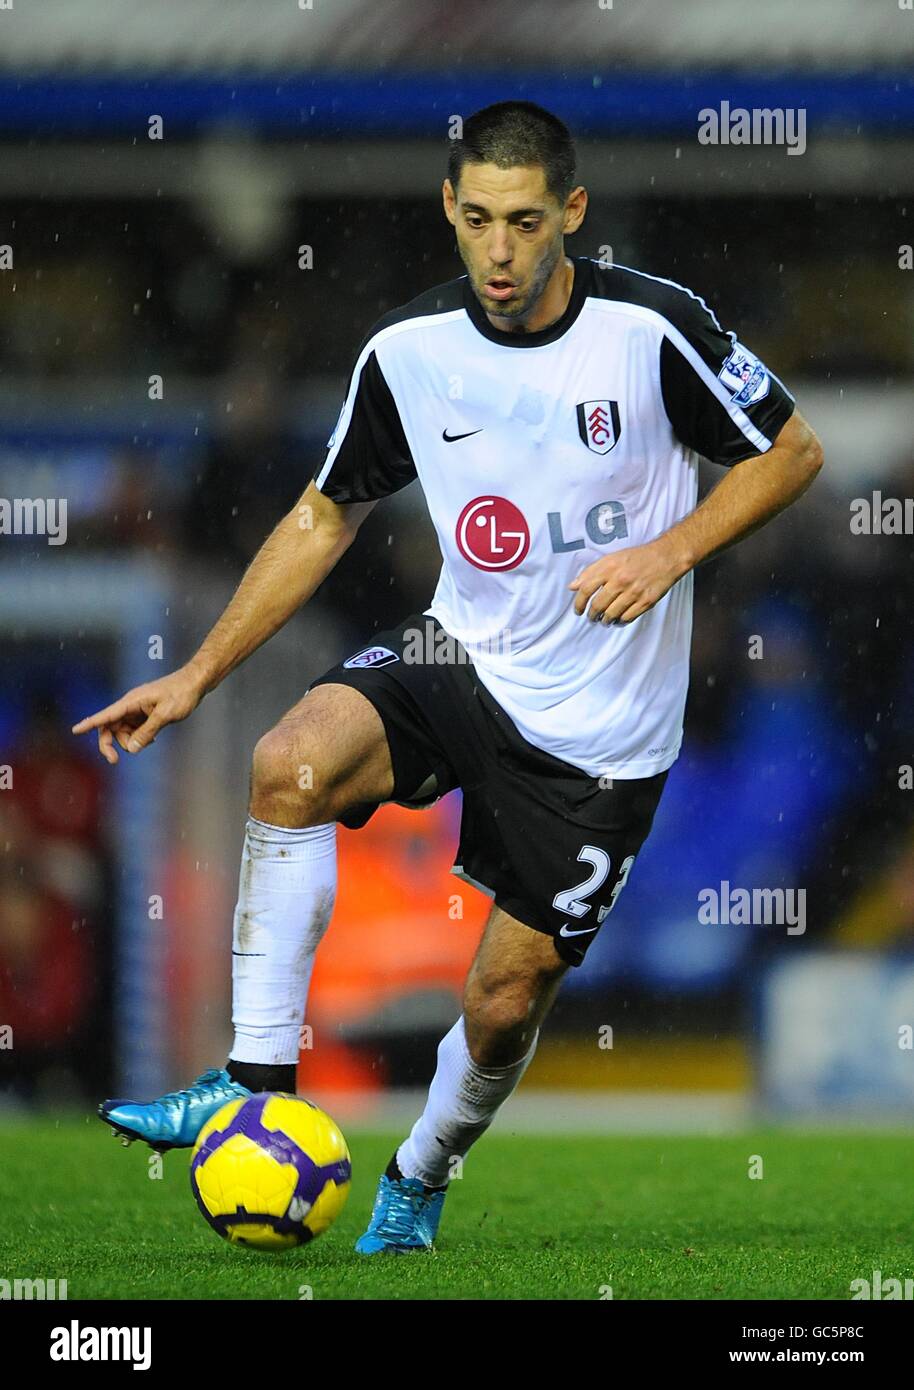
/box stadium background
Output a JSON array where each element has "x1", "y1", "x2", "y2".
[{"x1": 1, "y1": 0, "x2": 913, "y2": 1138}]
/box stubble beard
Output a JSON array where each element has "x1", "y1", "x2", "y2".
[{"x1": 467, "y1": 237, "x2": 564, "y2": 325}]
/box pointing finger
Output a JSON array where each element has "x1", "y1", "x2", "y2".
[{"x1": 72, "y1": 695, "x2": 143, "y2": 735}]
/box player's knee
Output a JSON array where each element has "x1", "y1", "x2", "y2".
[{"x1": 250, "y1": 726, "x2": 336, "y2": 827}]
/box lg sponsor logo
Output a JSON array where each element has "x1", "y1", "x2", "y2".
[
  {"x1": 456, "y1": 496, "x2": 529, "y2": 571},
  {"x1": 455, "y1": 495, "x2": 628, "y2": 572}
]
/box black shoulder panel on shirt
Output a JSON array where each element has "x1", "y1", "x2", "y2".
[
  {"x1": 315, "y1": 278, "x2": 467, "y2": 504},
  {"x1": 320, "y1": 349, "x2": 417, "y2": 503},
  {"x1": 584, "y1": 259, "x2": 726, "y2": 360},
  {"x1": 582, "y1": 258, "x2": 795, "y2": 467}
]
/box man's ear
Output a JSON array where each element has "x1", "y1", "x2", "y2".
[
  {"x1": 563, "y1": 185, "x2": 588, "y2": 236},
  {"x1": 442, "y1": 178, "x2": 457, "y2": 227}
]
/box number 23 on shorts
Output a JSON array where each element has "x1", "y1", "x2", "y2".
[{"x1": 552, "y1": 846, "x2": 636, "y2": 931}]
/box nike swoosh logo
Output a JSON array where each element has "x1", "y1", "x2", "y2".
[
  {"x1": 558, "y1": 922, "x2": 599, "y2": 938},
  {"x1": 442, "y1": 428, "x2": 483, "y2": 443}
]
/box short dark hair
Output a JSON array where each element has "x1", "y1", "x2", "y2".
[{"x1": 447, "y1": 101, "x2": 576, "y2": 204}]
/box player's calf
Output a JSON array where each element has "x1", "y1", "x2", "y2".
[{"x1": 463, "y1": 909, "x2": 567, "y2": 1067}]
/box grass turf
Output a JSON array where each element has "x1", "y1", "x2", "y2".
[{"x1": 0, "y1": 1116, "x2": 911, "y2": 1300}]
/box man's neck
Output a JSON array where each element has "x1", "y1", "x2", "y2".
[{"x1": 486, "y1": 255, "x2": 575, "y2": 336}]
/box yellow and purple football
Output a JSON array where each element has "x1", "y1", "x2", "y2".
[{"x1": 190, "y1": 1092, "x2": 351, "y2": 1251}]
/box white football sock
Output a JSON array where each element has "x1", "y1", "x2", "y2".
[
  {"x1": 229, "y1": 816, "x2": 336, "y2": 1067},
  {"x1": 397, "y1": 1015, "x2": 539, "y2": 1187}
]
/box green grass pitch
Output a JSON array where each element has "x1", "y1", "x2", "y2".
[{"x1": 1, "y1": 1116, "x2": 911, "y2": 1300}]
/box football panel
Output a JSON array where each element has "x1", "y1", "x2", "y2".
[
  {"x1": 304, "y1": 1175, "x2": 352, "y2": 1238},
  {"x1": 260, "y1": 1094, "x2": 352, "y2": 1169},
  {"x1": 223, "y1": 1219, "x2": 304, "y2": 1251},
  {"x1": 192, "y1": 1133, "x2": 300, "y2": 1219}
]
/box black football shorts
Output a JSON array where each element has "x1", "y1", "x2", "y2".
[{"x1": 310, "y1": 613, "x2": 668, "y2": 965}]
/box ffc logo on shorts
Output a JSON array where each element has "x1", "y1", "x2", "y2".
[
  {"x1": 343, "y1": 645, "x2": 400, "y2": 669},
  {"x1": 717, "y1": 344, "x2": 771, "y2": 407}
]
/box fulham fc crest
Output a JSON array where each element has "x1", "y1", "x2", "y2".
[{"x1": 577, "y1": 400, "x2": 621, "y2": 455}]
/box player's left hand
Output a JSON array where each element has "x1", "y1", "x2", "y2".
[{"x1": 569, "y1": 537, "x2": 690, "y2": 625}]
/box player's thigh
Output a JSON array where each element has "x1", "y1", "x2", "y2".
[{"x1": 254, "y1": 681, "x2": 395, "y2": 812}]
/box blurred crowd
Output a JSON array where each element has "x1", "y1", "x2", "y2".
[
  {"x1": 0, "y1": 194, "x2": 910, "y2": 383},
  {"x1": 0, "y1": 690, "x2": 112, "y2": 1101}
]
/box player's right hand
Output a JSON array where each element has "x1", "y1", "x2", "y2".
[{"x1": 71, "y1": 665, "x2": 206, "y2": 764}]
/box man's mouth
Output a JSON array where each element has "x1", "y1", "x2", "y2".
[{"x1": 483, "y1": 276, "x2": 517, "y2": 303}]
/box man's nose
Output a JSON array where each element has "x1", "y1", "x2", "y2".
[{"x1": 487, "y1": 227, "x2": 513, "y2": 266}]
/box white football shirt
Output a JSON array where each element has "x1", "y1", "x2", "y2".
[{"x1": 315, "y1": 257, "x2": 795, "y2": 779}]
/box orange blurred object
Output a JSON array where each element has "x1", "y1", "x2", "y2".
[
  {"x1": 307, "y1": 796, "x2": 487, "y2": 1054},
  {"x1": 297, "y1": 1036, "x2": 388, "y2": 1094}
]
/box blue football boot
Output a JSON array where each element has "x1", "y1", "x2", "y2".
[
  {"x1": 99, "y1": 1067, "x2": 251, "y2": 1152},
  {"x1": 355, "y1": 1169, "x2": 447, "y2": 1255}
]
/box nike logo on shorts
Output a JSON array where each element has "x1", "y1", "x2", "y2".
[{"x1": 558, "y1": 922, "x2": 599, "y2": 938}]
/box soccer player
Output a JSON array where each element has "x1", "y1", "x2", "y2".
[{"x1": 73, "y1": 102, "x2": 822, "y2": 1253}]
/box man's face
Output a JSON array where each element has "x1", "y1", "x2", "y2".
[{"x1": 443, "y1": 163, "x2": 584, "y2": 323}]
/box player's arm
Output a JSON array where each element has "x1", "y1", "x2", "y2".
[
  {"x1": 571, "y1": 409, "x2": 822, "y2": 624},
  {"x1": 572, "y1": 288, "x2": 820, "y2": 624},
  {"x1": 71, "y1": 483, "x2": 374, "y2": 762},
  {"x1": 652, "y1": 408, "x2": 821, "y2": 571}
]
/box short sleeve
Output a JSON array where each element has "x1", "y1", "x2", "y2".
[
  {"x1": 314, "y1": 339, "x2": 416, "y2": 503},
  {"x1": 659, "y1": 292, "x2": 795, "y2": 467}
]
